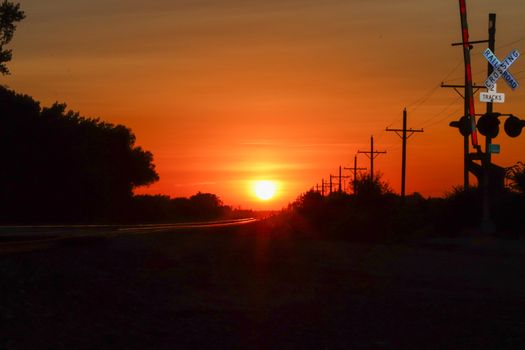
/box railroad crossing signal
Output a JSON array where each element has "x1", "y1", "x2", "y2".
[{"x1": 483, "y1": 48, "x2": 520, "y2": 90}]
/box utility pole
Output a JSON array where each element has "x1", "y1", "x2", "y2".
[
  {"x1": 338, "y1": 166, "x2": 342, "y2": 192},
  {"x1": 442, "y1": 0, "x2": 488, "y2": 190},
  {"x1": 344, "y1": 155, "x2": 366, "y2": 195},
  {"x1": 386, "y1": 108, "x2": 424, "y2": 199},
  {"x1": 357, "y1": 136, "x2": 386, "y2": 182},
  {"x1": 333, "y1": 166, "x2": 351, "y2": 193},
  {"x1": 321, "y1": 178, "x2": 326, "y2": 196},
  {"x1": 458, "y1": 0, "x2": 480, "y2": 152}
]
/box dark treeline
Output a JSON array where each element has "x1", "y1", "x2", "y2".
[
  {"x1": 277, "y1": 171, "x2": 525, "y2": 242},
  {"x1": 128, "y1": 193, "x2": 254, "y2": 223},
  {"x1": 0, "y1": 86, "x2": 245, "y2": 224}
]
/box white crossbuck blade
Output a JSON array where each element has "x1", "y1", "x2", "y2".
[{"x1": 483, "y1": 48, "x2": 520, "y2": 90}]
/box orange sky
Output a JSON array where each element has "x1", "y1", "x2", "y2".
[{"x1": 5, "y1": 0, "x2": 525, "y2": 209}]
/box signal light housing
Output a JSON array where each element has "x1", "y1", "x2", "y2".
[
  {"x1": 449, "y1": 116, "x2": 471, "y2": 137},
  {"x1": 476, "y1": 112, "x2": 500, "y2": 138},
  {"x1": 504, "y1": 115, "x2": 525, "y2": 138}
]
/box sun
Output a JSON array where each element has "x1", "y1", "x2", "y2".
[{"x1": 253, "y1": 180, "x2": 277, "y2": 201}]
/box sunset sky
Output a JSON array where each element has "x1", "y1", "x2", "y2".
[{"x1": 4, "y1": 0, "x2": 525, "y2": 209}]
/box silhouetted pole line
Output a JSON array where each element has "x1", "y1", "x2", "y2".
[
  {"x1": 344, "y1": 155, "x2": 366, "y2": 195},
  {"x1": 386, "y1": 108, "x2": 423, "y2": 199},
  {"x1": 321, "y1": 178, "x2": 327, "y2": 196},
  {"x1": 357, "y1": 136, "x2": 386, "y2": 182}
]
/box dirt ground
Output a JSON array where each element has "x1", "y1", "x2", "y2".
[{"x1": 1, "y1": 224, "x2": 524, "y2": 349}]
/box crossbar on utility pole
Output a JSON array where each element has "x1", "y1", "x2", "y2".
[
  {"x1": 337, "y1": 166, "x2": 351, "y2": 192},
  {"x1": 344, "y1": 155, "x2": 366, "y2": 195},
  {"x1": 386, "y1": 108, "x2": 424, "y2": 199},
  {"x1": 357, "y1": 136, "x2": 386, "y2": 182}
]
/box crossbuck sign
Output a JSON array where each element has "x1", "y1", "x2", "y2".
[{"x1": 483, "y1": 48, "x2": 520, "y2": 90}]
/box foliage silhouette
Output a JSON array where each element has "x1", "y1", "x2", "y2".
[
  {"x1": 0, "y1": 87, "x2": 158, "y2": 223},
  {"x1": 127, "y1": 193, "x2": 238, "y2": 223},
  {"x1": 506, "y1": 161, "x2": 525, "y2": 194},
  {"x1": 288, "y1": 174, "x2": 404, "y2": 242},
  {"x1": 284, "y1": 172, "x2": 525, "y2": 241},
  {"x1": 0, "y1": 1, "x2": 24, "y2": 75}
]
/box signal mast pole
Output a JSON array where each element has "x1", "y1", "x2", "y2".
[{"x1": 481, "y1": 13, "x2": 497, "y2": 233}]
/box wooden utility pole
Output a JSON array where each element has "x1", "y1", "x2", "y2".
[
  {"x1": 334, "y1": 166, "x2": 351, "y2": 193},
  {"x1": 358, "y1": 136, "x2": 386, "y2": 182},
  {"x1": 386, "y1": 108, "x2": 423, "y2": 199},
  {"x1": 458, "y1": 0, "x2": 480, "y2": 151},
  {"x1": 344, "y1": 155, "x2": 366, "y2": 195},
  {"x1": 442, "y1": 1, "x2": 488, "y2": 190},
  {"x1": 338, "y1": 166, "x2": 342, "y2": 192}
]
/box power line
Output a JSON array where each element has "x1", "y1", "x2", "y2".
[
  {"x1": 414, "y1": 98, "x2": 460, "y2": 128},
  {"x1": 424, "y1": 107, "x2": 462, "y2": 129},
  {"x1": 496, "y1": 35, "x2": 525, "y2": 50}
]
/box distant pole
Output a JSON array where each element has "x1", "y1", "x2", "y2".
[
  {"x1": 358, "y1": 136, "x2": 386, "y2": 183},
  {"x1": 354, "y1": 156, "x2": 358, "y2": 191},
  {"x1": 338, "y1": 166, "x2": 342, "y2": 192},
  {"x1": 371, "y1": 136, "x2": 374, "y2": 180},
  {"x1": 321, "y1": 178, "x2": 325, "y2": 196},
  {"x1": 329, "y1": 175, "x2": 333, "y2": 194},
  {"x1": 386, "y1": 108, "x2": 423, "y2": 199},
  {"x1": 344, "y1": 155, "x2": 366, "y2": 195}
]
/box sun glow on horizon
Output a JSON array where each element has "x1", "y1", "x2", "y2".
[{"x1": 253, "y1": 180, "x2": 278, "y2": 201}]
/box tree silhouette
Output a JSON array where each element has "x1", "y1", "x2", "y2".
[
  {"x1": 0, "y1": 1, "x2": 25, "y2": 75},
  {"x1": 0, "y1": 87, "x2": 159, "y2": 223}
]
